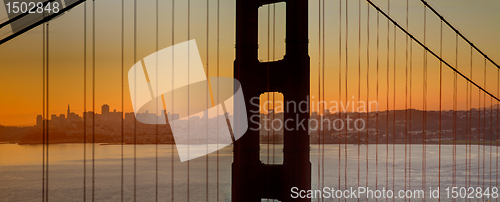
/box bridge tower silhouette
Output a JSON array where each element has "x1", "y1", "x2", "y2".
[{"x1": 233, "y1": 0, "x2": 311, "y2": 201}]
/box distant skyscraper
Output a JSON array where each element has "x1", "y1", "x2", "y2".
[
  {"x1": 36, "y1": 115, "x2": 43, "y2": 127},
  {"x1": 102, "y1": 104, "x2": 110, "y2": 120},
  {"x1": 102, "y1": 104, "x2": 110, "y2": 115}
]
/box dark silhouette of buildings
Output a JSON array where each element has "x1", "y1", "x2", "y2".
[
  {"x1": 1, "y1": 106, "x2": 494, "y2": 145},
  {"x1": 35, "y1": 104, "x2": 181, "y2": 129},
  {"x1": 24, "y1": 104, "x2": 180, "y2": 144}
]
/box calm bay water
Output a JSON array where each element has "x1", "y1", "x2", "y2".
[{"x1": 0, "y1": 144, "x2": 498, "y2": 201}]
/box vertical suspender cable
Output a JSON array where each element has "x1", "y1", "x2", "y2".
[
  {"x1": 317, "y1": 0, "x2": 325, "y2": 196},
  {"x1": 120, "y1": 0, "x2": 124, "y2": 200},
  {"x1": 462, "y1": 33, "x2": 469, "y2": 194},
  {"x1": 321, "y1": 0, "x2": 325, "y2": 197},
  {"x1": 133, "y1": 0, "x2": 137, "y2": 200},
  {"x1": 83, "y1": 2, "x2": 87, "y2": 201},
  {"x1": 455, "y1": 53, "x2": 458, "y2": 201},
  {"x1": 483, "y1": 58, "x2": 486, "y2": 190},
  {"x1": 454, "y1": 37, "x2": 458, "y2": 200},
  {"x1": 497, "y1": 67, "x2": 499, "y2": 202},
  {"x1": 376, "y1": 11, "x2": 379, "y2": 199},
  {"x1": 392, "y1": 17, "x2": 396, "y2": 202},
  {"x1": 480, "y1": 72, "x2": 484, "y2": 194},
  {"x1": 478, "y1": 54, "x2": 482, "y2": 193},
  {"x1": 317, "y1": 0, "x2": 321, "y2": 193},
  {"x1": 171, "y1": 0, "x2": 175, "y2": 200},
  {"x1": 155, "y1": 0, "x2": 159, "y2": 200},
  {"x1": 42, "y1": 18, "x2": 45, "y2": 202},
  {"x1": 365, "y1": 5, "x2": 370, "y2": 202},
  {"x1": 464, "y1": 33, "x2": 469, "y2": 193},
  {"x1": 188, "y1": 0, "x2": 191, "y2": 199},
  {"x1": 357, "y1": 1, "x2": 361, "y2": 201},
  {"x1": 438, "y1": 19, "x2": 442, "y2": 202},
  {"x1": 490, "y1": 81, "x2": 493, "y2": 190},
  {"x1": 338, "y1": 0, "x2": 342, "y2": 197},
  {"x1": 468, "y1": 47, "x2": 472, "y2": 201},
  {"x1": 404, "y1": 1, "x2": 408, "y2": 199},
  {"x1": 344, "y1": 1, "x2": 348, "y2": 197},
  {"x1": 453, "y1": 53, "x2": 457, "y2": 199},
  {"x1": 422, "y1": 6, "x2": 427, "y2": 199},
  {"x1": 478, "y1": 51, "x2": 482, "y2": 194},
  {"x1": 483, "y1": 58, "x2": 487, "y2": 190},
  {"x1": 205, "y1": 0, "x2": 209, "y2": 201},
  {"x1": 46, "y1": 20, "x2": 50, "y2": 202},
  {"x1": 409, "y1": 34, "x2": 413, "y2": 201},
  {"x1": 187, "y1": 0, "x2": 191, "y2": 200},
  {"x1": 386, "y1": 2, "x2": 390, "y2": 196},
  {"x1": 216, "y1": 0, "x2": 220, "y2": 200},
  {"x1": 42, "y1": 11, "x2": 46, "y2": 202},
  {"x1": 91, "y1": 0, "x2": 95, "y2": 200},
  {"x1": 40, "y1": 9, "x2": 50, "y2": 201},
  {"x1": 455, "y1": 31, "x2": 460, "y2": 199},
  {"x1": 468, "y1": 46, "x2": 473, "y2": 197}
]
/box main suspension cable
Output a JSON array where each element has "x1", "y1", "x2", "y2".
[
  {"x1": 419, "y1": 0, "x2": 500, "y2": 70},
  {"x1": 365, "y1": 0, "x2": 500, "y2": 102}
]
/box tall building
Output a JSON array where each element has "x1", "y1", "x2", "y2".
[
  {"x1": 102, "y1": 104, "x2": 110, "y2": 115},
  {"x1": 36, "y1": 115, "x2": 43, "y2": 128},
  {"x1": 102, "y1": 104, "x2": 110, "y2": 120}
]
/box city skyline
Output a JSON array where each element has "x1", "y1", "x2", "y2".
[
  {"x1": 3, "y1": 101, "x2": 498, "y2": 128},
  {"x1": 34, "y1": 103, "x2": 182, "y2": 128},
  {"x1": 2, "y1": 101, "x2": 498, "y2": 145}
]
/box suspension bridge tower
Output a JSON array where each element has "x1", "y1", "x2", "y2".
[{"x1": 232, "y1": 0, "x2": 311, "y2": 201}]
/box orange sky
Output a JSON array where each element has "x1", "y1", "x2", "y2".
[{"x1": 1, "y1": 0, "x2": 500, "y2": 126}]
